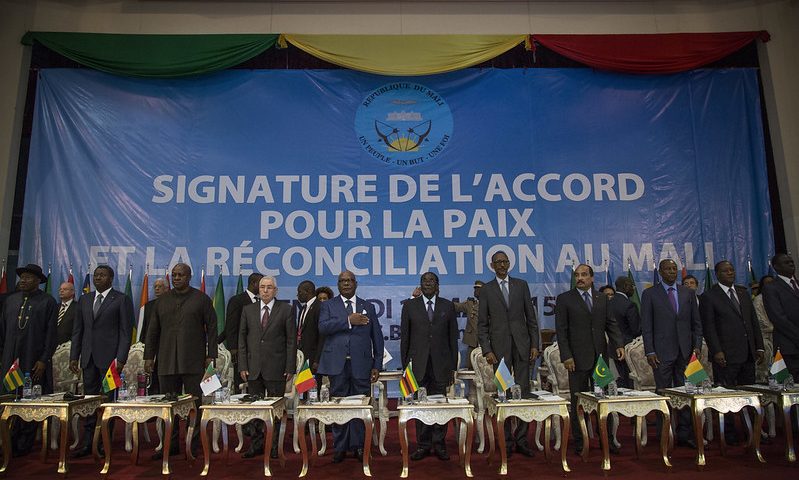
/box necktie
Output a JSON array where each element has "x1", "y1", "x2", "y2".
[
  {"x1": 583, "y1": 291, "x2": 593, "y2": 310},
  {"x1": 346, "y1": 299, "x2": 354, "y2": 315},
  {"x1": 501, "y1": 280, "x2": 510, "y2": 306},
  {"x1": 728, "y1": 288, "x2": 741, "y2": 313},
  {"x1": 427, "y1": 300, "x2": 434, "y2": 322},
  {"x1": 261, "y1": 305, "x2": 270, "y2": 329},
  {"x1": 58, "y1": 303, "x2": 67, "y2": 325},
  {"x1": 93, "y1": 294, "x2": 104, "y2": 317},
  {"x1": 667, "y1": 287, "x2": 678, "y2": 313},
  {"x1": 791, "y1": 279, "x2": 799, "y2": 296}
]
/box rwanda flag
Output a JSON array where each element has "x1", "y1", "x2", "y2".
[{"x1": 494, "y1": 357, "x2": 515, "y2": 392}]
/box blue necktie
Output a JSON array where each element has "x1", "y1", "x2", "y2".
[
  {"x1": 427, "y1": 300, "x2": 434, "y2": 322},
  {"x1": 583, "y1": 291, "x2": 593, "y2": 311}
]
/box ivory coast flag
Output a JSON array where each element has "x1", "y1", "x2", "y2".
[
  {"x1": 771, "y1": 350, "x2": 791, "y2": 383},
  {"x1": 399, "y1": 361, "x2": 419, "y2": 397},
  {"x1": 684, "y1": 352, "x2": 708, "y2": 384},
  {"x1": 294, "y1": 359, "x2": 316, "y2": 394},
  {"x1": 102, "y1": 359, "x2": 122, "y2": 393}
]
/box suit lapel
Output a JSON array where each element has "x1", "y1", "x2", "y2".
[
  {"x1": 491, "y1": 279, "x2": 508, "y2": 309},
  {"x1": 96, "y1": 290, "x2": 114, "y2": 319}
]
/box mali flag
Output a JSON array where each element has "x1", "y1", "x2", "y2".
[
  {"x1": 592, "y1": 355, "x2": 615, "y2": 388},
  {"x1": 399, "y1": 361, "x2": 419, "y2": 397},
  {"x1": 2, "y1": 359, "x2": 23, "y2": 392},
  {"x1": 134, "y1": 272, "x2": 149, "y2": 343},
  {"x1": 684, "y1": 352, "x2": 708, "y2": 384},
  {"x1": 102, "y1": 359, "x2": 122, "y2": 393},
  {"x1": 294, "y1": 359, "x2": 316, "y2": 394}
]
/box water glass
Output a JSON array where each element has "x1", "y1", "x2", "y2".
[
  {"x1": 213, "y1": 389, "x2": 224, "y2": 404},
  {"x1": 222, "y1": 387, "x2": 231, "y2": 403},
  {"x1": 701, "y1": 379, "x2": 712, "y2": 394},
  {"x1": 128, "y1": 384, "x2": 138, "y2": 401},
  {"x1": 784, "y1": 376, "x2": 795, "y2": 391},
  {"x1": 497, "y1": 388, "x2": 507, "y2": 403},
  {"x1": 511, "y1": 384, "x2": 522, "y2": 400},
  {"x1": 320, "y1": 385, "x2": 330, "y2": 403},
  {"x1": 453, "y1": 379, "x2": 465, "y2": 398},
  {"x1": 593, "y1": 385, "x2": 605, "y2": 398},
  {"x1": 308, "y1": 388, "x2": 318, "y2": 404},
  {"x1": 417, "y1": 387, "x2": 427, "y2": 403},
  {"x1": 684, "y1": 380, "x2": 695, "y2": 394},
  {"x1": 607, "y1": 381, "x2": 618, "y2": 397},
  {"x1": 32, "y1": 384, "x2": 42, "y2": 400}
]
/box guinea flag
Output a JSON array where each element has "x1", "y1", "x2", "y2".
[
  {"x1": 102, "y1": 359, "x2": 122, "y2": 393},
  {"x1": 684, "y1": 352, "x2": 708, "y2": 384},
  {"x1": 294, "y1": 359, "x2": 316, "y2": 394}
]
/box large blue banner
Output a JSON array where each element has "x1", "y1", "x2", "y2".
[{"x1": 22, "y1": 68, "x2": 773, "y2": 369}]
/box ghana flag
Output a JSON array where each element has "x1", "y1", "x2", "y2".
[{"x1": 102, "y1": 359, "x2": 122, "y2": 393}]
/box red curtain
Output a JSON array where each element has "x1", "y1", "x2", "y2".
[{"x1": 530, "y1": 31, "x2": 770, "y2": 74}]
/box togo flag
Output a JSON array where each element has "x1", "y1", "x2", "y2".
[
  {"x1": 200, "y1": 363, "x2": 222, "y2": 396},
  {"x1": 2, "y1": 359, "x2": 23, "y2": 392},
  {"x1": 592, "y1": 355, "x2": 615, "y2": 388},
  {"x1": 771, "y1": 350, "x2": 791, "y2": 383}
]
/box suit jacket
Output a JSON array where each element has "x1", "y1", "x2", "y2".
[
  {"x1": 609, "y1": 293, "x2": 641, "y2": 347},
  {"x1": 140, "y1": 297, "x2": 160, "y2": 344},
  {"x1": 294, "y1": 298, "x2": 322, "y2": 366},
  {"x1": 224, "y1": 291, "x2": 257, "y2": 352},
  {"x1": 477, "y1": 277, "x2": 539, "y2": 364},
  {"x1": 0, "y1": 290, "x2": 58, "y2": 382},
  {"x1": 454, "y1": 298, "x2": 479, "y2": 348},
  {"x1": 56, "y1": 300, "x2": 77, "y2": 345},
  {"x1": 238, "y1": 300, "x2": 296, "y2": 380},
  {"x1": 763, "y1": 278, "x2": 799, "y2": 355},
  {"x1": 555, "y1": 288, "x2": 623, "y2": 371},
  {"x1": 641, "y1": 283, "x2": 702, "y2": 362},
  {"x1": 317, "y1": 295, "x2": 384, "y2": 379},
  {"x1": 70, "y1": 289, "x2": 134, "y2": 369},
  {"x1": 144, "y1": 287, "x2": 218, "y2": 375},
  {"x1": 401, "y1": 296, "x2": 458, "y2": 383},
  {"x1": 700, "y1": 284, "x2": 763, "y2": 364}
]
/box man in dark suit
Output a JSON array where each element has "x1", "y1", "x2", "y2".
[
  {"x1": 317, "y1": 270, "x2": 384, "y2": 464},
  {"x1": 454, "y1": 280, "x2": 483, "y2": 369},
  {"x1": 763, "y1": 253, "x2": 799, "y2": 379},
  {"x1": 69, "y1": 265, "x2": 135, "y2": 457},
  {"x1": 402, "y1": 272, "x2": 458, "y2": 461},
  {"x1": 0, "y1": 263, "x2": 57, "y2": 457},
  {"x1": 56, "y1": 282, "x2": 77, "y2": 345},
  {"x1": 225, "y1": 273, "x2": 262, "y2": 393},
  {"x1": 609, "y1": 275, "x2": 641, "y2": 388},
  {"x1": 238, "y1": 275, "x2": 295, "y2": 458},
  {"x1": 641, "y1": 259, "x2": 703, "y2": 447},
  {"x1": 477, "y1": 250, "x2": 539, "y2": 457},
  {"x1": 700, "y1": 260, "x2": 764, "y2": 444},
  {"x1": 144, "y1": 263, "x2": 217, "y2": 458},
  {"x1": 294, "y1": 279, "x2": 322, "y2": 373},
  {"x1": 556, "y1": 264, "x2": 625, "y2": 454}
]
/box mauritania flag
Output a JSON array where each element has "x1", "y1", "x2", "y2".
[
  {"x1": 399, "y1": 361, "x2": 419, "y2": 397},
  {"x1": 294, "y1": 359, "x2": 316, "y2": 394},
  {"x1": 771, "y1": 350, "x2": 791, "y2": 383},
  {"x1": 102, "y1": 359, "x2": 122, "y2": 393},
  {"x1": 2, "y1": 358, "x2": 23, "y2": 392},
  {"x1": 684, "y1": 352, "x2": 708, "y2": 384},
  {"x1": 592, "y1": 355, "x2": 615, "y2": 388},
  {"x1": 213, "y1": 274, "x2": 225, "y2": 335},
  {"x1": 494, "y1": 357, "x2": 514, "y2": 392}
]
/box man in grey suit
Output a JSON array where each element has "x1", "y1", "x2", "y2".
[
  {"x1": 556, "y1": 264, "x2": 625, "y2": 454},
  {"x1": 641, "y1": 259, "x2": 703, "y2": 448},
  {"x1": 239, "y1": 275, "x2": 295, "y2": 459},
  {"x1": 56, "y1": 282, "x2": 77, "y2": 345},
  {"x1": 144, "y1": 263, "x2": 217, "y2": 458},
  {"x1": 70, "y1": 265, "x2": 135, "y2": 457},
  {"x1": 477, "y1": 251, "x2": 539, "y2": 457},
  {"x1": 402, "y1": 272, "x2": 458, "y2": 461}
]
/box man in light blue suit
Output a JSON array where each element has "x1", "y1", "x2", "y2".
[{"x1": 317, "y1": 270, "x2": 384, "y2": 464}]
